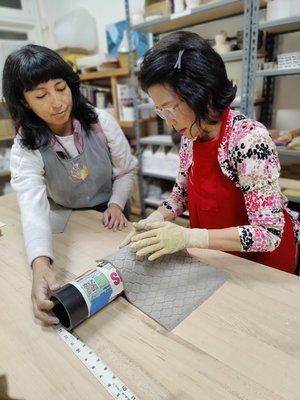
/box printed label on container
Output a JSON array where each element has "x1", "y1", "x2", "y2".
[{"x1": 70, "y1": 261, "x2": 123, "y2": 316}]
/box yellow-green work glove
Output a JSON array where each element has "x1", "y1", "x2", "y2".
[
  {"x1": 119, "y1": 210, "x2": 164, "y2": 248},
  {"x1": 131, "y1": 221, "x2": 209, "y2": 261}
]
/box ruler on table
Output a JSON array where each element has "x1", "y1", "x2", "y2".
[{"x1": 55, "y1": 324, "x2": 139, "y2": 400}]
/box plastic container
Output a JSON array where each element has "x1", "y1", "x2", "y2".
[
  {"x1": 150, "y1": 146, "x2": 167, "y2": 173},
  {"x1": 141, "y1": 145, "x2": 154, "y2": 172},
  {"x1": 51, "y1": 261, "x2": 123, "y2": 330},
  {"x1": 165, "y1": 146, "x2": 179, "y2": 177}
]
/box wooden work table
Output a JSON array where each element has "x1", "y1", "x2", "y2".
[{"x1": 0, "y1": 194, "x2": 299, "y2": 400}]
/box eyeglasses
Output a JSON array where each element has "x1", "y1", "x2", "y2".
[{"x1": 154, "y1": 101, "x2": 183, "y2": 120}]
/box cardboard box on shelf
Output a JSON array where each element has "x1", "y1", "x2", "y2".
[
  {"x1": 0, "y1": 119, "x2": 14, "y2": 139},
  {"x1": 145, "y1": 0, "x2": 172, "y2": 18}
]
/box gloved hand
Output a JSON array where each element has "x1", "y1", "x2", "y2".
[
  {"x1": 287, "y1": 136, "x2": 300, "y2": 149},
  {"x1": 119, "y1": 210, "x2": 164, "y2": 248},
  {"x1": 130, "y1": 221, "x2": 209, "y2": 261}
]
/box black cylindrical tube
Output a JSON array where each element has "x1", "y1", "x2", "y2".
[
  {"x1": 50, "y1": 261, "x2": 124, "y2": 331},
  {"x1": 51, "y1": 284, "x2": 88, "y2": 330}
]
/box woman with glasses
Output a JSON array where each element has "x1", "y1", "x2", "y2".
[
  {"x1": 122, "y1": 31, "x2": 299, "y2": 274},
  {"x1": 4, "y1": 44, "x2": 137, "y2": 325}
]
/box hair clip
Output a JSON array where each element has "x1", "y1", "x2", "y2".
[{"x1": 174, "y1": 49, "x2": 185, "y2": 70}]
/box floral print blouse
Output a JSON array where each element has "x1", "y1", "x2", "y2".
[{"x1": 162, "y1": 109, "x2": 300, "y2": 252}]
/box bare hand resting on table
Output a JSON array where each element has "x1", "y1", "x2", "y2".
[{"x1": 102, "y1": 203, "x2": 128, "y2": 232}]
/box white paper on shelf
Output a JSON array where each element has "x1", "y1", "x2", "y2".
[{"x1": 170, "y1": 9, "x2": 191, "y2": 19}]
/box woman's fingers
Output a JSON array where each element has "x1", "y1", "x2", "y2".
[
  {"x1": 108, "y1": 212, "x2": 115, "y2": 229},
  {"x1": 119, "y1": 229, "x2": 136, "y2": 247},
  {"x1": 145, "y1": 222, "x2": 165, "y2": 230},
  {"x1": 131, "y1": 236, "x2": 160, "y2": 251},
  {"x1": 136, "y1": 243, "x2": 163, "y2": 257},
  {"x1": 131, "y1": 228, "x2": 160, "y2": 242},
  {"x1": 112, "y1": 217, "x2": 120, "y2": 232},
  {"x1": 117, "y1": 215, "x2": 127, "y2": 231},
  {"x1": 102, "y1": 210, "x2": 109, "y2": 227},
  {"x1": 123, "y1": 216, "x2": 128, "y2": 228},
  {"x1": 35, "y1": 298, "x2": 54, "y2": 312},
  {"x1": 32, "y1": 296, "x2": 59, "y2": 325},
  {"x1": 148, "y1": 249, "x2": 168, "y2": 261},
  {"x1": 33, "y1": 303, "x2": 59, "y2": 325}
]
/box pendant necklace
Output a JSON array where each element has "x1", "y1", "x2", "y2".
[{"x1": 53, "y1": 134, "x2": 90, "y2": 182}]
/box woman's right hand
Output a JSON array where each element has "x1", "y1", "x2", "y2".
[
  {"x1": 119, "y1": 210, "x2": 165, "y2": 248},
  {"x1": 31, "y1": 256, "x2": 60, "y2": 325}
]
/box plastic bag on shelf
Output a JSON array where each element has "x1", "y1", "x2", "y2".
[{"x1": 54, "y1": 8, "x2": 98, "y2": 52}]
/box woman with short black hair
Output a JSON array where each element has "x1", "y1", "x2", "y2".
[
  {"x1": 3, "y1": 44, "x2": 137, "y2": 324},
  {"x1": 125, "y1": 31, "x2": 299, "y2": 274}
]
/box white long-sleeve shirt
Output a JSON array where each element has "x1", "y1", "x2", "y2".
[{"x1": 10, "y1": 109, "x2": 138, "y2": 265}]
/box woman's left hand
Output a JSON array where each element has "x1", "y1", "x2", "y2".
[
  {"x1": 130, "y1": 221, "x2": 209, "y2": 261},
  {"x1": 102, "y1": 203, "x2": 128, "y2": 232}
]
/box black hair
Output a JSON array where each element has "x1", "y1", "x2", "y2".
[
  {"x1": 2, "y1": 44, "x2": 98, "y2": 150},
  {"x1": 138, "y1": 31, "x2": 236, "y2": 126}
]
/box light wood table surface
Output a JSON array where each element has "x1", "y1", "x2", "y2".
[{"x1": 0, "y1": 194, "x2": 299, "y2": 400}]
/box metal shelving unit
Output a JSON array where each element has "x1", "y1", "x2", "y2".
[
  {"x1": 259, "y1": 15, "x2": 300, "y2": 34},
  {"x1": 220, "y1": 49, "x2": 243, "y2": 62},
  {"x1": 254, "y1": 9, "x2": 300, "y2": 209},
  {"x1": 277, "y1": 148, "x2": 300, "y2": 158},
  {"x1": 131, "y1": 0, "x2": 245, "y2": 34},
  {"x1": 221, "y1": 49, "x2": 264, "y2": 63},
  {"x1": 256, "y1": 10, "x2": 300, "y2": 126},
  {"x1": 256, "y1": 68, "x2": 300, "y2": 77},
  {"x1": 125, "y1": 0, "x2": 267, "y2": 217},
  {"x1": 142, "y1": 171, "x2": 176, "y2": 181},
  {"x1": 140, "y1": 135, "x2": 173, "y2": 146}
]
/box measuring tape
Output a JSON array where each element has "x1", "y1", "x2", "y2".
[{"x1": 55, "y1": 324, "x2": 139, "y2": 400}]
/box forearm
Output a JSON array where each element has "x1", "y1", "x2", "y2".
[
  {"x1": 157, "y1": 206, "x2": 175, "y2": 221},
  {"x1": 207, "y1": 227, "x2": 241, "y2": 251},
  {"x1": 109, "y1": 172, "x2": 135, "y2": 210},
  {"x1": 32, "y1": 256, "x2": 52, "y2": 270},
  {"x1": 204, "y1": 225, "x2": 279, "y2": 253},
  {"x1": 17, "y1": 192, "x2": 54, "y2": 266}
]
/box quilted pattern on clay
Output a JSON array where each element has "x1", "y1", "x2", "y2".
[{"x1": 105, "y1": 246, "x2": 228, "y2": 331}]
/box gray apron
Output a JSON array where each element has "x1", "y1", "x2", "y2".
[{"x1": 40, "y1": 131, "x2": 113, "y2": 233}]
